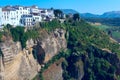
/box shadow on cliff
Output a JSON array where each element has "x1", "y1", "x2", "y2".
[{"x1": 32, "y1": 42, "x2": 45, "y2": 64}]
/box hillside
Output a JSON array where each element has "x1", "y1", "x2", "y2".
[
  {"x1": 80, "y1": 13, "x2": 100, "y2": 18},
  {"x1": 101, "y1": 11, "x2": 120, "y2": 18},
  {"x1": 61, "y1": 9, "x2": 120, "y2": 19},
  {"x1": 81, "y1": 11, "x2": 120, "y2": 18},
  {"x1": 61, "y1": 9, "x2": 79, "y2": 14},
  {"x1": 34, "y1": 19, "x2": 120, "y2": 80},
  {"x1": 0, "y1": 18, "x2": 120, "y2": 80},
  {"x1": 92, "y1": 24, "x2": 120, "y2": 43},
  {"x1": 81, "y1": 11, "x2": 120, "y2": 26}
]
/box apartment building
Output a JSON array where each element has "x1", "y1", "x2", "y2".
[
  {"x1": 0, "y1": 5, "x2": 54, "y2": 27},
  {"x1": 0, "y1": 6, "x2": 30, "y2": 26},
  {"x1": 20, "y1": 14, "x2": 42, "y2": 26},
  {"x1": 20, "y1": 14, "x2": 33, "y2": 26},
  {"x1": 0, "y1": 8, "x2": 2, "y2": 28}
]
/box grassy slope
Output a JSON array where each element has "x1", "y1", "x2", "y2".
[
  {"x1": 93, "y1": 25, "x2": 110, "y2": 30},
  {"x1": 92, "y1": 23, "x2": 120, "y2": 42},
  {"x1": 112, "y1": 31, "x2": 120, "y2": 39}
]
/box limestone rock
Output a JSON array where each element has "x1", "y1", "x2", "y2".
[
  {"x1": 36, "y1": 28, "x2": 67, "y2": 62},
  {"x1": 0, "y1": 29, "x2": 67, "y2": 80}
]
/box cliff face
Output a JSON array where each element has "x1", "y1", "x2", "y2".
[
  {"x1": 0, "y1": 28, "x2": 67, "y2": 80},
  {"x1": 43, "y1": 58, "x2": 64, "y2": 80},
  {"x1": 35, "y1": 28, "x2": 67, "y2": 62},
  {"x1": 0, "y1": 40, "x2": 40, "y2": 80}
]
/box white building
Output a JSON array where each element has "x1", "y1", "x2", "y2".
[
  {"x1": 20, "y1": 14, "x2": 33, "y2": 26},
  {"x1": 20, "y1": 14, "x2": 42, "y2": 26},
  {"x1": 0, "y1": 8, "x2": 2, "y2": 28},
  {"x1": 40, "y1": 9, "x2": 55, "y2": 21},
  {"x1": 0, "y1": 5, "x2": 54, "y2": 27},
  {"x1": 1, "y1": 6, "x2": 30, "y2": 26},
  {"x1": 29, "y1": 5, "x2": 42, "y2": 23},
  {"x1": 47, "y1": 9, "x2": 55, "y2": 18},
  {"x1": 2, "y1": 8, "x2": 18, "y2": 26},
  {"x1": 30, "y1": 6, "x2": 39, "y2": 14},
  {"x1": 32, "y1": 13, "x2": 42, "y2": 22}
]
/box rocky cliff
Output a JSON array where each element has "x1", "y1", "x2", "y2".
[{"x1": 0, "y1": 28, "x2": 67, "y2": 80}]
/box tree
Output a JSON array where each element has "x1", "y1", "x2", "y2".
[
  {"x1": 0, "y1": 32, "x2": 3, "y2": 42},
  {"x1": 73, "y1": 13, "x2": 80, "y2": 21},
  {"x1": 50, "y1": 7, "x2": 54, "y2": 10},
  {"x1": 54, "y1": 9, "x2": 63, "y2": 18},
  {"x1": 10, "y1": 26, "x2": 24, "y2": 42}
]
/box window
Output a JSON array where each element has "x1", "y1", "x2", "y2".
[
  {"x1": 5, "y1": 16, "x2": 6, "y2": 20},
  {"x1": 7, "y1": 16, "x2": 9, "y2": 19},
  {"x1": 19, "y1": 8, "x2": 22, "y2": 10},
  {"x1": 7, "y1": 12, "x2": 9, "y2": 15}
]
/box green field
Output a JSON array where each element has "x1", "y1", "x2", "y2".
[
  {"x1": 95, "y1": 25, "x2": 120, "y2": 39},
  {"x1": 112, "y1": 31, "x2": 120, "y2": 39},
  {"x1": 93, "y1": 25, "x2": 110, "y2": 31},
  {"x1": 93, "y1": 24, "x2": 120, "y2": 41}
]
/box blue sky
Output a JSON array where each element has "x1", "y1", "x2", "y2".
[{"x1": 0, "y1": 0, "x2": 120, "y2": 14}]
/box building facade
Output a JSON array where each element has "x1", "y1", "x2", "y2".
[
  {"x1": 20, "y1": 14, "x2": 33, "y2": 26},
  {"x1": 0, "y1": 5, "x2": 55, "y2": 27},
  {"x1": 0, "y1": 8, "x2": 2, "y2": 28}
]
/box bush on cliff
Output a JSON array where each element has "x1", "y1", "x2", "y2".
[{"x1": 10, "y1": 26, "x2": 39, "y2": 48}]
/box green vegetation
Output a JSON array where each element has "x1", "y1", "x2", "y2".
[
  {"x1": 92, "y1": 23, "x2": 120, "y2": 43},
  {"x1": 85, "y1": 18, "x2": 120, "y2": 26},
  {"x1": 40, "y1": 19, "x2": 62, "y2": 32},
  {"x1": 54, "y1": 9, "x2": 63, "y2": 18},
  {"x1": 66, "y1": 20, "x2": 120, "y2": 54},
  {"x1": 73, "y1": 13, "x2": 80, "y2": 21},
  {"x1": 34, "y1": 16, "x2": 120, "y2": 80},
  {"x1": 82, "y1": 46, "x2": 117, "y2": 80},
  {"x1": 61, "y1": 45, "x2": 118, "y2": 80},
  {"x1": 93, "y1": 24, "x2": 110, "y2": 31},
  {"x1": 10, "y1": 26, "x2": 24, "y2": 42},
  {"x1": 0, "y1": 32, "x2": 3, "y2": 42},
  {"x1": 112, "y1": 31, "x2": 120, "y2": 39},
  {"x1": 10, "y1": 26, "x2": 39, "y2": 48},
  {"x1": 60, "y1": 19, "x2": 119, "y2": 80}
]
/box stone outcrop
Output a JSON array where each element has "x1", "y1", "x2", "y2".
[
  {"x1": 0, "y1": 40, "x2": 40, "y2": 80},
  {"x1": 0, "y1": 28, "x2": 67, "y2": 80},
  {"x1": 43, "y1": 58, "x2": 64, "y2": 80},
  {"x1": 35, "y1": 28, "x2": 67, "y2": 62}
]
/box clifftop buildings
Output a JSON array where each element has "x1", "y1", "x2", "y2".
[{"x1": 0, "y1": 5, "x2": 55, "y2": 28}]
